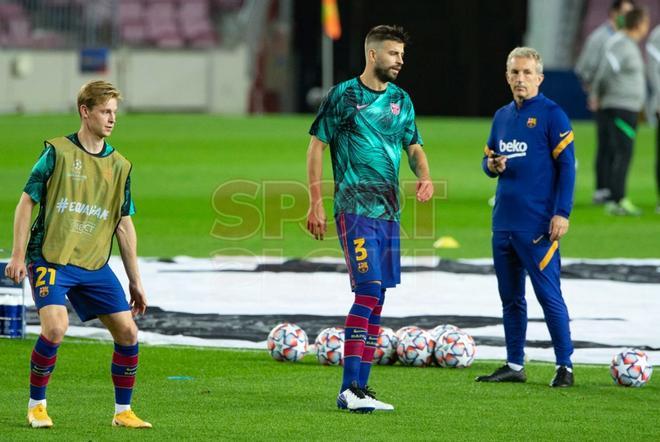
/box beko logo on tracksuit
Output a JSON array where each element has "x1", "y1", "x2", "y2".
[
  {"x1": 498, "y1": 139, "x2": 528, "y2": 159},
  {"x1": 499, "y1": 139, "x2": 528, "y2": 153}
]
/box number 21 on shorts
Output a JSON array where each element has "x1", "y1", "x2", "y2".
[{"x1": 34, "y1": 266, "x2": 56, "y2": 287}]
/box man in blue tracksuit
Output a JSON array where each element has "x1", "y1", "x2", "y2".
[{"x1": 476, "y1": 47, "x2": 576, "y2": 387}]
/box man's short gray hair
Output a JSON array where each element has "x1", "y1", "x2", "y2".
[{"x1": 506, "y1": 47, "x2": 544, "y2": 74}]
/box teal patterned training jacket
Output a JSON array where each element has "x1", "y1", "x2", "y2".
[{"x1": 309, "y1": 77, "x2": 422, "y2": 221}]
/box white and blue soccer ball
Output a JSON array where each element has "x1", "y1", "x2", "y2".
[
  {"x1": 429, "y1": 324, "x2": 461, "y2": 345},
  {"x1": 395, "y1": 325, "x2": 418, "y2": 343},
  {"x1": 429, "y1": 324, "x2": 462, "y2": 355},
  {"x1": 267, "y1": 322, "x2": 308, "y2": 362},
  {"x1": 314, "y1": 327, "x2": 344, "y2": 366},
  {"x1": 373, "y1": 327, "x2": 398, "y2": 365},
  {"x1": 434, "y1": 330, "x2": 477, "y2": 368},
  {"x1": 396, "y1": 326, "x2": 432, "y2": 367},
  {"x1": 610, "y1": 349, "x2": 653, "y2": 387}
]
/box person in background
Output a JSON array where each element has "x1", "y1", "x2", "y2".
[
  {"x1": 575, "y1": 0, "x2": 635, "y2": 205},
  {"x1": 589, "y1": 7, "x2": 650, "y2": 216},
  {"x1": 645, "y1": 24, "x2": 660, "y2": 214}
]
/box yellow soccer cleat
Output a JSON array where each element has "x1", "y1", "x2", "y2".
[
  {"x1": 112, "y1": 410, "x2": 152, "y2": 429},
  {"x1": 27, "y1": 404, "x2": 53, "y2": 428}
]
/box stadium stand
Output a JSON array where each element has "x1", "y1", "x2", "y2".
[
  {"x1": 0, "y1": 0, "x2": 245, "y2": 49},
  {"x1": 577, "y1": 0, "x2": 660, "y2": 52}
]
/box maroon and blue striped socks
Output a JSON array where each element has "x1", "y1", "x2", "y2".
[
  {"x1": 341, "y1": 282, "x2": 381, "y2": 392},
  {"x1": 112, "y1": 342, "x2": 139, "y2": 411},
  {"x1": 358, "y1": 289, "x2": 385, "y2": 387},
  {"x1": 29, "y1": 335, "x2": 60, "y2": 405},
  {"x1": 29, "y1": 336, "x2": 140, "y2": 413}
]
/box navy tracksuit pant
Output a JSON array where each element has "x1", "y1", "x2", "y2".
[{"x1": 492, "y1": 231, "x2": 574, "y2": 367}]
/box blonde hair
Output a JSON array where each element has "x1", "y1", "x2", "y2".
[
  {"x1": 506, "y1": 47, "x2": 544, "y2": 74},
  {"x1": 77, "y1": 80, "x2": 122, "y2": 115}
]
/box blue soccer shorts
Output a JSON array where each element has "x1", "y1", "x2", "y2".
[
  {"x1": 336, "y1": 212, "x2": 401, "y2": 290},
  {"x1": 28, "y1": 260, "x2": 130, "y2": 322}
]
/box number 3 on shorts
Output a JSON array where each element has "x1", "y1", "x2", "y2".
[
  {"x1": 35, "y1": 266, "x2": 56, "y2": 287},
  {"x1": 353, "y1": 238, "x2": 368, "y2": 261}
]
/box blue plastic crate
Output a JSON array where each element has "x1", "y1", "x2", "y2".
[{"x1": 0, "y1": 263, "x2": 27, "y2": 339}]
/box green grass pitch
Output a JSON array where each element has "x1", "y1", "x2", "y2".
[
  {"x1": 1, "y1": 114, "x2": 659, "y2": 439},
  {"x1": 1, "y1": 113, "x2": 659, "y2": 259},
  {"x1": 0, "y1": 337, "x2": 658, "y2": 440}
]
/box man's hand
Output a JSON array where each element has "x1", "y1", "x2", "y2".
[
  {"x1": 588, "y1": 96, "x2": 599, "y2": 112},
  {"x1": 307, "y1": 201, "x2": 327, "y2": 240},
  {"x1": 4, "y1": 257, "x2": 26, "y2": 284},
  {"x1": 487, "y1": 156, "x2": 507, "y2": 174},
  {"x1": 416, "y1": 178, "x2": 434, "y2": 202},
  {"x1": 128, "y1": 282, "x2": 148, "y2": 317},
  {"x1": 6, "y1": 193, "x2": 35, "y2": 284},
  {"x1": 549, "y1": 215, "x2": 569, "y2": 242}
]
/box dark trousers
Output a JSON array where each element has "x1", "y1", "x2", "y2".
[
  {"x1": 656, "y1": 113, "x2": 660, "y2": 198},
  {"x1": 492, "y1": 231, "x2": 573, "y2": 367},
  {"x1": 595, "y1": 109, "x2": 609, "y2": 191},
  {"x1": 601, "y1": 108, "x2": 638, "y2": 202}
]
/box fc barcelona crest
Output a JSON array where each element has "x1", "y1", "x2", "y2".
[
  {"x1": 357, "y1": 262, "x2": 369, "y2": 273},
  {"x1": 390, "y1": 103, "x2": 400, "y2": 115},
  {"x1": 39, "y1": 286, "x2": 49, "y2": 297},
  {"x1": 527, "y1": 117, "x2": 537, "y2": 128}
]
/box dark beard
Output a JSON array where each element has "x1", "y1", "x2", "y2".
[{"x1": 374, "y1": 65, "x2": 398, "y2": 83}]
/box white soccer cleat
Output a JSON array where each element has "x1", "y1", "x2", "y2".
[
  {"x1": 336, "y1": 381, "x2": 375, "y2": 413},
  {"x1": 362, "y1": 385, "x2": 394, "y2": 411}
]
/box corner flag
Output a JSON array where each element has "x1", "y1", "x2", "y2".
[{"x1": 322, "y1": 0, "x2": 341, "y2": 40}]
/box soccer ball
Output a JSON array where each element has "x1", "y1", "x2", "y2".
[
  {"x1": 429, "y1": 324, "x2": 461, "y2": 344},
  {"x1": 610, "y1": 349, "x2": 653, "y2": 387},
  {"x1": 267, "y1": 323, "x2": 308, "y2": 362},
  {"x1": 395, "y1": 325, "x2": 418, "y2": 342},
  {"x1": 373, "y1": 327, "x2": 398, "y2": 365},
  {"x1": 314, "y1": 327, "x2": 344, "y2": 365},
  {"x1": 434, "y1": 330, "x2": 477, "y2": 368},
  {"x1": 429, "y1": 324, "x2": 462, "y2": 353},
  {"x1": 396, "y1": 326, "x2": 432, "y2": 367}
]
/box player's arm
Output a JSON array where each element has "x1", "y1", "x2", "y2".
[
  {"x1": 115, "y1": 216, "x2": 147, "y2": 316},
  {"x1": 548, "y1": 110, "x2": 576, "y2": 242},
  {"x1": 306, "y1": 135, "x2": 327, "y2": 240},
  {"x1": 574, "y1": 32, "x2": 599, "y2": 91},
  {"x1": 588, "y1": 44, "x2": 617, "y2": 111},
  {"x1": 4, "y1": 193, "x2": 36, "y2": 283},
  {"x1": 482, "y1": 120, "x2": 506, "y2": 177},
  {"x1": 5, "y1": 145, "x2": 53, "y2": 283},
  {"x1": 307, "y1": 85, "x2": 340, "y2": 240},
  {"x1": 646, "y1": 38, "x2": 660, "y2": 123},
  {"x1": 406, "y1": 144, "x2": 433, "y2": 202}
]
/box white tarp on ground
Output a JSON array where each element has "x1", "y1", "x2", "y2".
[{"x1": 24, "y1": 256, "x2": 660, "y2": 365}]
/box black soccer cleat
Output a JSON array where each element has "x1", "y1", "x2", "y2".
[
  {"x1": 475, "y1": 364, "x2": 527, "y2": 383},
  {"x1": 550, "y1": 366, "x2": 574, "y2": 388}
]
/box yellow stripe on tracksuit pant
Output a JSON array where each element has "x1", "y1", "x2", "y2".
[{"x1": 491, "y1": 231, "x2": 573, "y2": 367}]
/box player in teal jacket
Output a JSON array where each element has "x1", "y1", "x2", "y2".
[{"x1": 307, "y1": 25, "x2": 433, "y2": 412}]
